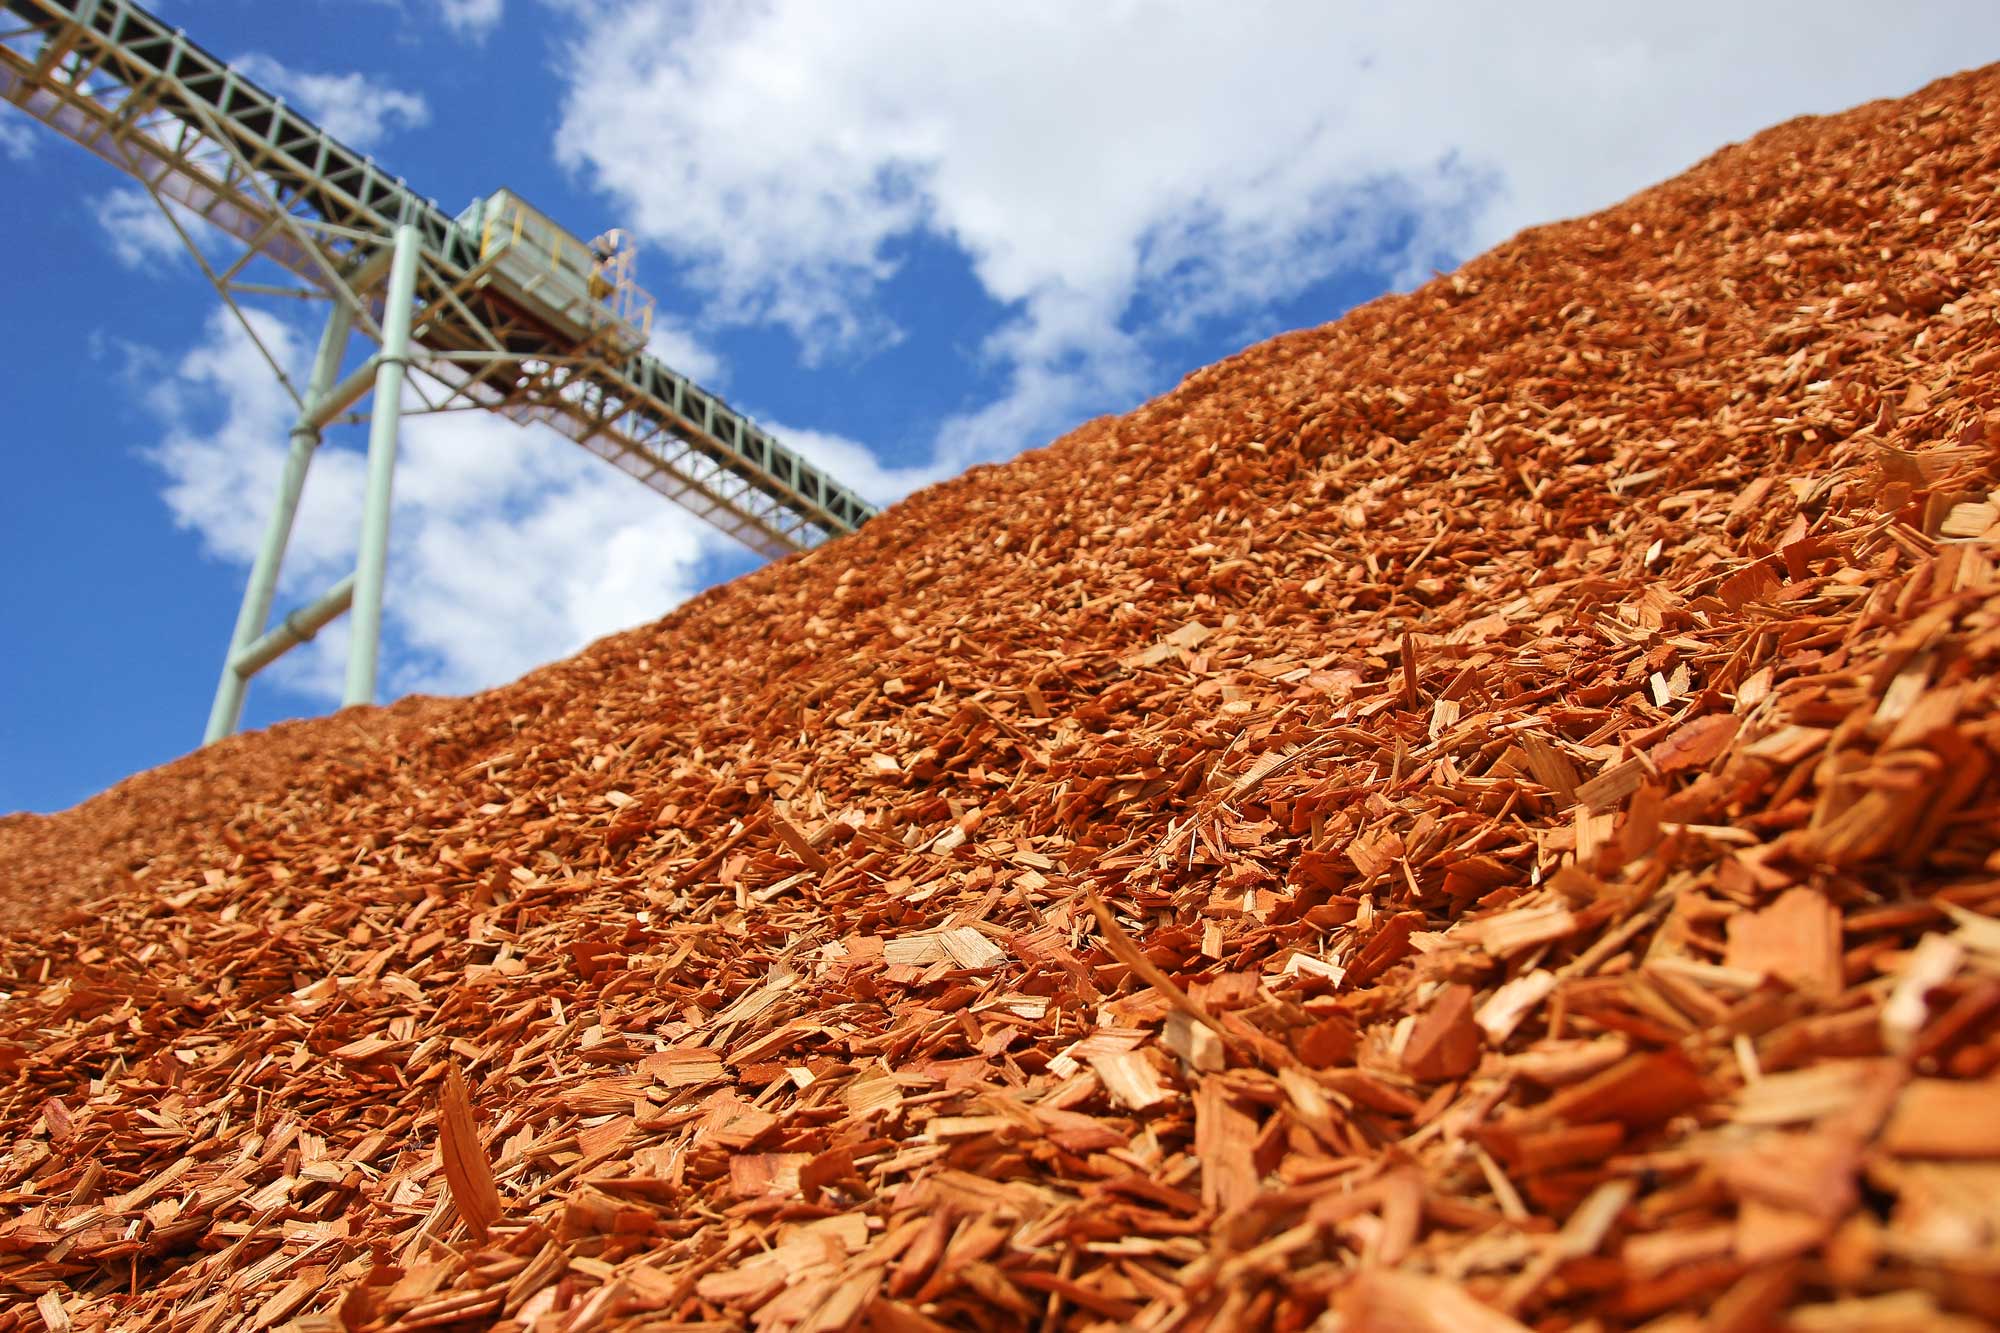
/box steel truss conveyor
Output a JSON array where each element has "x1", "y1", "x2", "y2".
[{"x1": 0, "y1": 0, "x2": 878, "y2": 739}]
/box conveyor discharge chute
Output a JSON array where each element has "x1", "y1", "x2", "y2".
[{"x1": 458, "y1": 190, "x2": 655, "y2": 357}]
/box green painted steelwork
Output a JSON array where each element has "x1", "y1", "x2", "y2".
[
  {"x1": 230, "y1": 575, "x2": 354, "y2": 680},
  {"x1": 203, "y1": 298, "x2": 355, "y2": 742},
  {"x1": 0, "y1": 0, "x2": 878, "y2": 549},
  {"x1": 344, "y1": 223, "x2": 421, "y2": 708},
  {"x1": 1, "y1": 0, "x2": 883, "y2": 739}
]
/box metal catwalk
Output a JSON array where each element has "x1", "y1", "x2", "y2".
[{"x1": 0, "y1": 0, "x2": 878, "y2": 739}]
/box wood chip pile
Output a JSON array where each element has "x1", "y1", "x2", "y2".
[
  {"x1": 0, "y1": 701, "x2": 451, "y2": 932},
  {"x1": 6, "y1": 68, "x2": 2000, "y2": 1333}
]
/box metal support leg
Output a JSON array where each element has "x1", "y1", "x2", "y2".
[
  {"x1": 203, "y1": 297, "x2": 356, "y2": 743},
  {"x1": 343, "y1": 222, "x2": 421, "y2": 707},
  {"x1": 232, "y1": 575, "x2": 356, "y2": 678}
]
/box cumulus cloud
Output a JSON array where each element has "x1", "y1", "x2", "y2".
[
  {"x1": 146, "y1": 309, "x2": 728, "y2": 702},
  {"x1": 437, "y1": 0, "x2": 503, "y2": 39},
  {"x1": 233, "y1": 53, "x2": 429, "y2": 149},
  {"x1": 554, "y1": 0, "x2": 2000, "y2": 475},
  {"x1": 92, "y1": 186, "x2": 191, "y2": 270},
  {"x1": 92, "y1": 180, "x2": 271, "y2": 279},
  {"x1": 645, "y1": 319, "x2": 726, "y2": 387},
  {"x1": 756, "y1": 419, "x2": 951, "y2": 508},
  {"x1": 0, "y1": 106, "x2": 34, "y2": 162}
]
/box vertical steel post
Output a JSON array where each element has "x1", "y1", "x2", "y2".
[
  {"x1": 343, "y1": 222, "x2": 422, "y2": 707},
  {"x1": 203, "y1": 297, "x2": 356, "y2": 743}
]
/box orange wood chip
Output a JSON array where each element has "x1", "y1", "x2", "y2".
[
  {"x1": 1725, "y1": 887, "x2": 1844, "y2": 998},
  {"x1": 1882, "y1": 1080, "x2": 2000, "y2": 1158},
  {"x1": 438, "y1": 1066, "x2": 504, "y2": 1241}
]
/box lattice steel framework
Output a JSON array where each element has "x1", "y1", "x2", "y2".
[{"x1": 0, "y1": 0, "x2": 878, "y2": 739}]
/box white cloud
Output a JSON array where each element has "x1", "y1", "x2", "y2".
[
  {"x1": 554, "y1": 0, "x2": 2000, "y2": 477},
  {"x1": 92, "y1": 182, "x2": 261, "y2": 277},
  {"x1": 145, "y1": 309, "x2": 728, "y2": 702},
  {"x1": 93, "y1": 187, "x2": 188, "y2": 270},
  {"x1": 233, "y1": 53, "x2": 429, "y2": 149},
  {"x1": 645, "y1": 319, "x2": 726, "y2": 386},
  {"x1": 144, "y1": 313, "x2": 371, "y2": 606},
  {"x1": 0, "y1": 106, "x2": 34, "y2": 162},
  {"x1": 438, "y1": 0, "x2": 504, "y2": 38},
  {"x1": 757, "y1": 419, "x2": 949, "y2": 508}
]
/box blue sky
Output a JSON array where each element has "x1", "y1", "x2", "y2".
[{"x1": 4, "y1": 1, "x2": 1997, "y2": 814}]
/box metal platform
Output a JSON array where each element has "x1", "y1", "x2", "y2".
[{"x1": 0, "y1": 0, "x2": 879, "y2": 739}]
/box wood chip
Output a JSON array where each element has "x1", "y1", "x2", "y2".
[
  {"x1": 1725, "y1": 887, "x2": 1843, "y2": 998},
  {"x1": 1882, "y1": 1080, "x2": 2000, "y2": 1158},
  {"x1": 439, "y1": 1066, "x2": 504, "y2": 1241}
]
